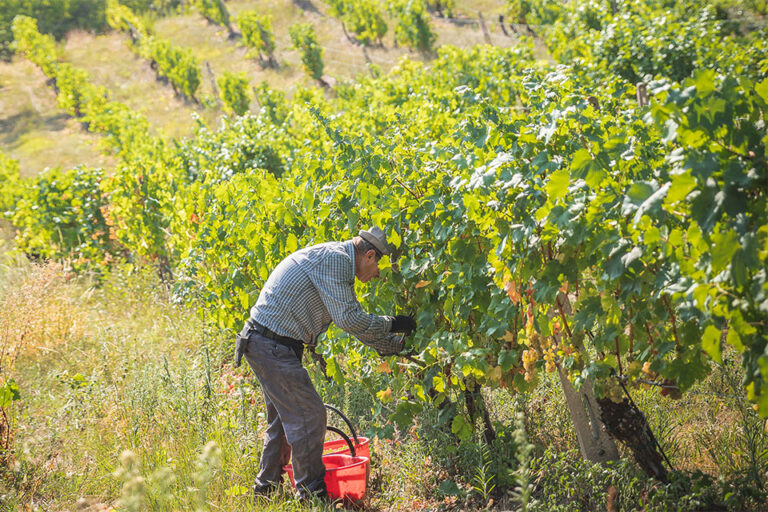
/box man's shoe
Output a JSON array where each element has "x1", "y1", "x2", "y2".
[
  {"x1": 296, "y1": 486, "x2": 329, "y2": 502},
  {"x1": 253, "y1": 479, "x2": 278, "y2": 498}
]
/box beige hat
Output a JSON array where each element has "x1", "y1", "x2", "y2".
[{"x1": 359, "y1": 226, "x2": 392, "y2": 255}]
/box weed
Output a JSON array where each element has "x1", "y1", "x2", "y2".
[
  {"x1": 0, "y1": 261, "x2": 87, "y2": 463},
  {"x1": 470, "y1": 443, "x2": 496, "y2": 505},
  {"x1": 114, "y1": 450, "x2": 145, "y2": 512},
  {"x1": 193, "y1": 441, "x2": 221, "y2": 511},
  {"x1": 511, "y1": 412, "x2": 535, "y2": 512}
]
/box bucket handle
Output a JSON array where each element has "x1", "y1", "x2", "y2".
[
  {"x1": 326, "y1": 425, "x2": 356, "y2": 458},
  {"x1": 323, "y1": 403, "x2": 360, "y2": 447}
]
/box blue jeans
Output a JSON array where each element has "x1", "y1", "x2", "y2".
[{"x1": 242, "y1": 331, "x2": 327, "y2": 497}]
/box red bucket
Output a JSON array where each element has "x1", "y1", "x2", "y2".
[
  {"x1": 322, "y1": 435, "x2": 370, "y2": 459},
  {"x1": 283, "y1": 453, "x2": 370, "y2": 502}
]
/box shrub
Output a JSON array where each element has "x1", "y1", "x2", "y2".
[
  {"x1": 345, "y1": 0, "x2": 388, "y2": 46},
  {"x1": 289, "y1": 23, "x2": 324, "y2": 80},
  {"x1": 326, "y1": 0, "x2": 347, "y2": 18},
  {"x1": 217, "y1": 71, "x2": 250, "y2": 116},
  {"x1": 426, "y1": 0, "x2": 454, "y2": 17},
  {"x1": 525, "y1": 449, "x2": 758, "y2": 512},
  {"x1": 253, "y1": 81, "x2": 289, "y2": 125},
  {"x1": 389, "y1": 0, "x2": 436, "y2": 53},
  {"x1": 10, "y1": 166, "x2": 116, "y2": 268},
  {"x1": 13, "y1": 12, "x2": 153, "y2": 158},
  {"x1": 194, "y1": 0, "x2": 230, "y2": 28},
  {"x1": 1, "y1": 0, "x2": 109, "y2": 61},
  {"x1": 106, "y1": 0, "x2": 148, "y2": 40},
  {"x1": 54, "y1": 63, "x2": 91, "y2": 116},
  {"x1": 109, "y1": 0, "x2": 200, "y2": 99},
  {"x1": 11, "y1": 15, "x2": 58, "y2": 76},
  {"x1": 506, "y1": 0, "x2": 564, "y2": 25},
  {"x1": 0, "y1": 151, "x2": 21, "y2": 216},
  {"x1": 236, "y1": 11, "x2": 275, "y2": 64},
  {"x1": 139, "y1": 36, "x2": 201, "y2": 99}
]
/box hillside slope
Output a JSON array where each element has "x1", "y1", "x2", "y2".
[{"x1": 0, "y1": 0, "x2": 519, "y2": 177}]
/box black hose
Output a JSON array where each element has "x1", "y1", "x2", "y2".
[
  {"x1": 326, "y1": 425, "x2": 356, "y2": 458},
  {"x1": 324, "y1": 403, "x2": 359, "y2": 446}
]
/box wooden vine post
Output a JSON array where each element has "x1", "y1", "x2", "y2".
[
  {"x1": 553, "y1": 292, "x2": 620, "y2": 464},
  {"x1": 477, "y1": 12, "x2": 493, "y2": 45},
  {"x1": 557, "y1": 368, "x2": 620, "y2": 464}
]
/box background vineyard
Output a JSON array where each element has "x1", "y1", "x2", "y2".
[
  {"x1": 1, "y1": 0, "x2": 768, "y2": 511},
  {"x1": 0, "y1": 0, "x2": 522, "y2": 178}
]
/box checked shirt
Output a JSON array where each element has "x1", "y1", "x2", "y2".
[{"x1": 249, "y1": 240, "x2": 404, "y2": 355}]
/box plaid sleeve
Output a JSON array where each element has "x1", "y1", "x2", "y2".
[
  {"x1": 309, "y1": 251, "x2": 392, "y2": 344},
  {"x1": 365, "y1": 333, "x2": 406, "y2": 356}
]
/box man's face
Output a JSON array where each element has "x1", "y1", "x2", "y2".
[{"x1": 355, "y1": 249, "x2": 381, "y2": 283}]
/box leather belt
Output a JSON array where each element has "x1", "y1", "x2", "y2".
[{"x1": 248, "y1": 321, "x2": 304, "y2": 360}]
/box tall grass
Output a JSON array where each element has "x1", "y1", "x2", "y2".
[
  {"x1": 1, "y1": 262, "x2": 342, "y2": 510},
  {"x1": 0, "y1": 259, "x2": 88, "y2": 464},
  {"x1": 0, "y1": 260, "x2": 766, "y2": 511}
]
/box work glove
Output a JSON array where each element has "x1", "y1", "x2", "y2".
[
  {"x1": 376, "y1": 333, "x2": 407, "y2": 357},
  {"x1": 389, "y1": 314, "x2": 417, "y2": 335}
]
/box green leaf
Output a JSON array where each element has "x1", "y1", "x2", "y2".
[
  {"x1": 694, "y1": 69, "x2": 716, "y2": 95},
  {"x1": 0, "y1": 379, "x2": 20, "y2": 408},
  {"x1": 701, "y1": 325, "x2": 722, "y2": 363},
  {"x1": 432, "y1": 376, "x2": 445, "y2": 393},
  {"x1": 758, "y1": 388, "x2": 768, "y2": 418},
  {"x1": 285, "y1": 232, "x2": 298, "y2": 253},
  {"x1": 663, "y1": 119, "x2": 679, "y2": 143},
  {"x1": 755, "y1": 79, "x2": 768, "y2": 105},
  {"x1": 731, "y1": 249, "x2": 749, "y2": 288},
  {"x1": 627, "y1": 182, "x2": 655, "y2": 204},
  {"x1": 225, "y1": 485, "x2": 249, "y2": 496},
  {"x1": 730, "y1": 309, "x2": 756, "y2": 336},
  {"x1": 569, "y1": 149, "x2": 603, "y2": 185},
  {"x1": 391, "y1": 400, "x2": 422, "y2": 430},
  {"x1": 711, "y1": 229, "x2": 739, "y2": 275},
  {"x1": 570, "y1": 149, "x2": 591, "y2": 171},
  {"x1": 451, "y1": 414, "x2": 473, "y2": 441},
  {"x1": 545, "y1": 169, "x2": 570, "y2": 200},
  {"x1": 325, "y1": 357, "x2": 345, "y2": 385},
  {"x1": 633, "y1": 183, "x2": 670, "y2": 225},
  {"x1": 585, "y1": 165, "x2": 607, "y2": 189},
  {"x1": 726, "y1": 327, "x2": 744, "y2": 351},
  {"x1": 603, "y1": 240, "x2": 632, "y2": 280},
  {"x1": 665, "y1": 172, "x2": 696, "y2": 205},
  {"x1": 438, "y1": 479, "x2": 462, "y2": 496},
  {"x1": 498, "y1": 349, "x2": 518, "y2": 371},
  {"x1": 621, "y1": 246, "x2": 642, "y2": 268}
]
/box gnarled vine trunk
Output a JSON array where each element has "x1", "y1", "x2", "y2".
[
  {"x1": 596, "y1": 396, "x2": 669, "y2": 482},
  {"x1": 464, "y1": 378, "x2": 496, "y2": 445}
]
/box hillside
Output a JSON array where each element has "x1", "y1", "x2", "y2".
[{"x1": 0, "y1": 0, "x2": 520, "y2": 178}]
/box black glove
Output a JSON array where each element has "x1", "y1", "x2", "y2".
[{"x1": 389, "y1": 315, "x2": 416, "y2": 334}]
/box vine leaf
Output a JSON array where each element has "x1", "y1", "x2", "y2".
[{"x1": 701, "y1": 325, "x2": 722, "y2": 364}]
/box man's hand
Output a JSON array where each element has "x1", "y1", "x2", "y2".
[
  {"x1": 375, "y1": 333, "x2": 407, "y2": 357},
  {"x1": 389, "y1": 314, "x2": 417, "y2": 334}
]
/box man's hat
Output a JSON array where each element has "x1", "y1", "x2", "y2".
[{"x1": 359, "y1": 226, "x2": 392, "y2": 256}]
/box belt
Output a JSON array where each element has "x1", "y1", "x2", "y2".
[{"x1": 248, "y1": 320, "x2": 304, "y2": 360}]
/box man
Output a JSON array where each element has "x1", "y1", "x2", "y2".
[{"x1": 237, "y1": 226, "x2": 417, "y2": 500}]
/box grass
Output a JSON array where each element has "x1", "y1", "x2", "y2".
[
  {"x1": 0, "y1": 59, "x2": 116, "y2": 178},
  {"x1": 0, "y1": 259, "x2": 766, "y2": 511},
  {"x1": 60, "y1": 30, "x2": 218, "y2": 141}
]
